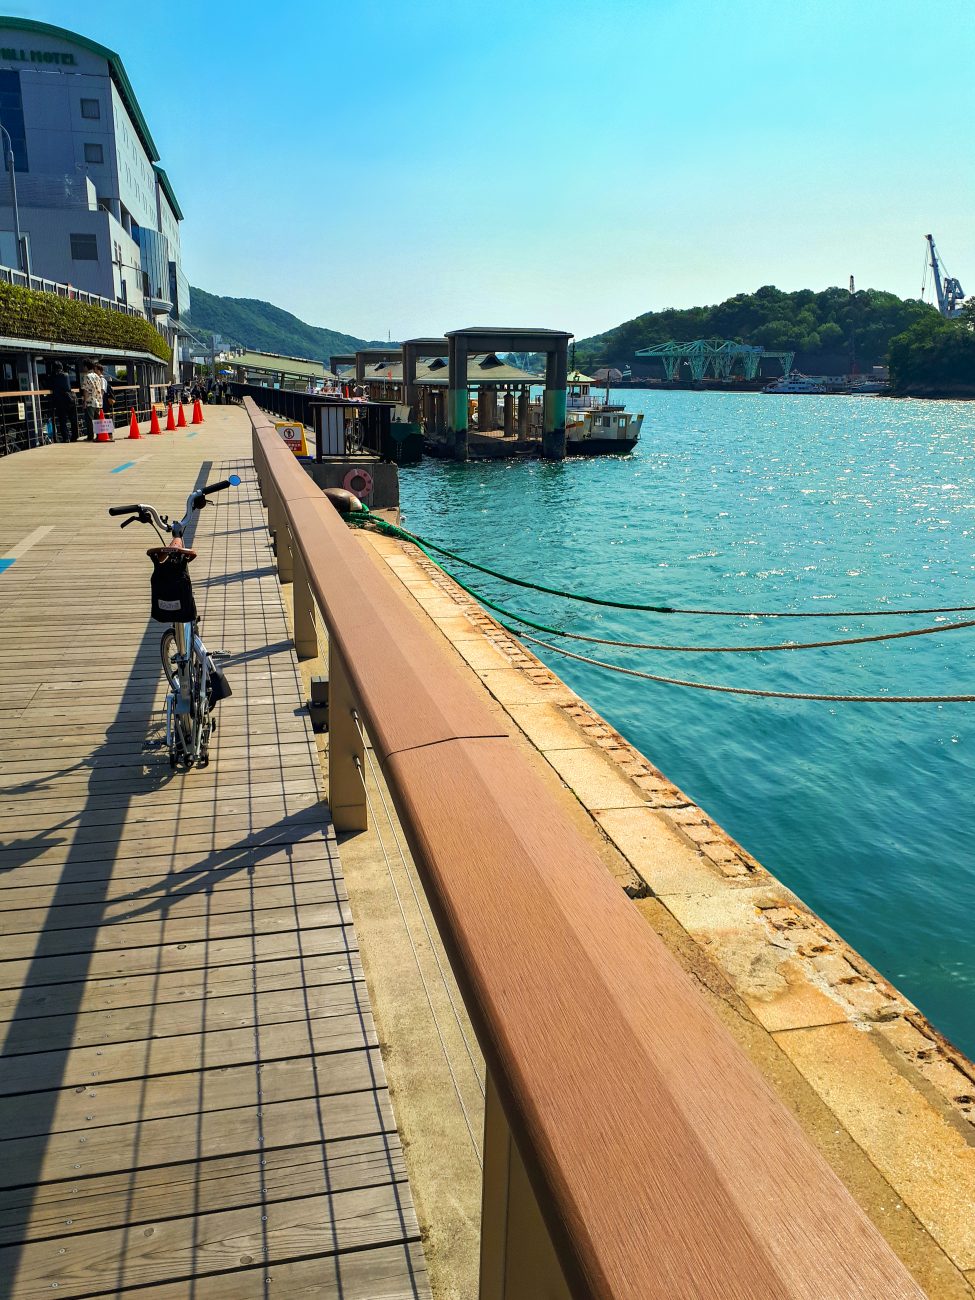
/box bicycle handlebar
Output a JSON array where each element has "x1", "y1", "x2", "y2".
[
  {"x1": 200, "y1": 478, "x2": 235, "y2": 496},
  {"x1": 108, "y1": 475, "x2": 239, "y2": 539}
]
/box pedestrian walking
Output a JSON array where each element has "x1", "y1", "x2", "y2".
[
  {"x1": 81, "y1": 362, "x2": 102, "y2": 440},
  {"x1": 50, "y1": 362, "x2": 77, "y2": 442}
]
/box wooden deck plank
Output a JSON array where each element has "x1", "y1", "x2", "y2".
[
  {"x1": 0, "y1": 1046, "x2": 385, "y2": 1143},
  {"x1": 0, "y1": 416, "x2": 425, "y2": 1298},
  {"x1": 0, "y1": 1134, "x2": 407, "y2": 1244}
]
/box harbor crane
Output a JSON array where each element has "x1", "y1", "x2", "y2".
[{"x1": 924, "y1": 234, "x2": 965, "y2": 317}]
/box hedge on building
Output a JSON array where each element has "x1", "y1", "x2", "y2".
[{"x1": 0, "y1": 282, "x2": 172, "y2": 363}]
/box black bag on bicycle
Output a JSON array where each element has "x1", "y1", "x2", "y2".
[{"x1": 150, "y1": 553, "x2": 197, "y2": 623}]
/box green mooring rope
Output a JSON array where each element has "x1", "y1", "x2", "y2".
[
  {"x1": 346, "y1": 512, "x2": 975, "y2": 701},
  {"x1": 350, "y1": 512, "x2": 975, "y2": 620}
]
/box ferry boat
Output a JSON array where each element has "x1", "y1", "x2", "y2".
[
  {"x1": 762, "y1": 371, "x2": 830, "y2": 394},
  {"x1": 562, "y1": 370, "x2": 643, "y2": 454}
]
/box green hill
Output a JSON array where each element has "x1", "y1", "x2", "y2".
[
  {"x1": 575, "y1": 285, "x2": 937, "y2": 373},
  {"x1": 186, "y1": 286, "x2": 385, "y2": 361}
]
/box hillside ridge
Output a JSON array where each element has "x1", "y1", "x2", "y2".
[
  {"x1": 575, "y1": 285, "x2": 936, "y2": 373},
  {"x1": 187, "y1": 286, "x2": 386, "y2": 361}
]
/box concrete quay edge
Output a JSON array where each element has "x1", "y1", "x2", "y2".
[{"x1": 358, "y1": 528, "x2": 975, "y2": 1300}]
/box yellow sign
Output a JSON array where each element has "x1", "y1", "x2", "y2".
[{"x1": 275, "y1": 421, "x2": 308, "y2": 457}]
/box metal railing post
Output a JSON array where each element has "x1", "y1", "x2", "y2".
[
  {"x1": 328, "y1": 643, "x2": 367, "y2": 832},
  {"x1": 292, "y1": 544, "x2": 318, "y2": 659},
  {"x1": 479, "y1": 1074, "x2": 572, "y2": 1300}
]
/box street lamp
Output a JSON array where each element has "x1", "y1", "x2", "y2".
[{"x1": 0, "y1": 123, "x2": 24, "y2": 274}]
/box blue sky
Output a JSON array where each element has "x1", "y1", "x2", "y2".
[{"x1": 18, "y1": 0, "x2": 975, "y2": 340}]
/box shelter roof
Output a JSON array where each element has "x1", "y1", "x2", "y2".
[
  {"x1": 445, "y1": 326, "x2": 572, "y2": 339},
  {"x1": 357, "y1": 353, "x2": 541, "y2": 386},
  {"x1": 567, "y1": 370, "x2": 594, "y2": 384},
  {"x1": 228, "y1": 350, "x2": 326, "y2": 380}
]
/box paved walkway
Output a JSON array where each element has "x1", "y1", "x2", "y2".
[{"x1": 0, "y1": 408, "x2": 428, "y2": 1298}]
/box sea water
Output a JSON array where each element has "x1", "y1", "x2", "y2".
[{"x1": 399, "y1": 390, "x2": 975, "y2": 1058}]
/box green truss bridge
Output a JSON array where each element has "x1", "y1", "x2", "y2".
[{"x1": 635, "y1": 339, "x2": 794, "y2": 381}]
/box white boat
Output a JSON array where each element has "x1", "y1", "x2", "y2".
[
  {"x1": 562, "y1": 370, "x2": 643, "y2": 454},
  {"x1": 762, "y1": 371, "x2": 830, "y2": 394}
]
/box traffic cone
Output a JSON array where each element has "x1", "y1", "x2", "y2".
[
  {"x1": 177, "y1": 402, "x2": 187, "y2": 428},
  {"x1": 149, "y1": 405, "x2": 163, "y2": 435},
  {"x1": 165, "y1": 403, "x2": 176, "y2": 431},
  {"x1": 191, "y1": 399, "x2": 204, "y2": 425},
  {"x1": 95, "y1": 408, "x2": 111, "y2": 443},
  {"x1": 127, "y1": 408, "x2": 141, "y2": 439}
]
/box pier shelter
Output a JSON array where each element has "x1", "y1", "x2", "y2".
[
  {"x1": 355, "y1": 347, "x2": 402, "y2": 385},
  {"x1": 446, "y1": 326, "x2": 571, "y2": 460},
  {"x1": 225, "y1": 349, "x2": 327, "y2": 390}
]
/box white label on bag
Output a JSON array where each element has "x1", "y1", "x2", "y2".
[{"x1": 158, "y1": 598, "x2": 181, "y2": 611}]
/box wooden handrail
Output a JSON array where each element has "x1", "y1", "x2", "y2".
[{"x1": 246, "y1": 398, "x2": 923, "y2": 1299}]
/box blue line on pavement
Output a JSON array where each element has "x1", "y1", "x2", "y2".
[
  {"x1": 186, "y1": 431, "x2": 200, "y2": 438},
  {"x1": 0, "y1": 558, "x2": 14, "y2": 574},
  {"x1": 111, "y1": 462, "x2": 136, "y2": 473}
]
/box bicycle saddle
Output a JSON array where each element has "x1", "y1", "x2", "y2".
[{"x1": 147, "y1": 545, "x2": 198, "y2": 563}]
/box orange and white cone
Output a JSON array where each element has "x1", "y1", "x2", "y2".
[
  {"x1": 95, "y1": 408, "x2": 111, "y2": 443},
  {"x1": 127, "y1": 408, "x2": 141, "y2": 439},
  {"x1": 149, "y1": 406, "x2": 162, "y2": 435},
  {"x1": 165, "y1": 403, "x2": 176, "y2": 431},
  {"x1": 191, "y1": 399, "x2": 204, "y2": 425},
  {"x1": 176, "y1": 402, "x2": 187, "y2": 429}
]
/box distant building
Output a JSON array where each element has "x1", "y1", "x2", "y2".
[{"x1": 0, "y1": 17, "x2": 189, "y2": 337}]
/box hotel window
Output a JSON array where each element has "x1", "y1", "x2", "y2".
[
  {"x1": 70, "y1": 233, "x2": 99, "y2": 261},
  {"x1": 81, "y1": 98, "x2": 100, "y2": 119},
  {"x1": 84, "y1": 142, "x2": 104, "y2": 164},
  {"x1": 0, "y1": 70, "x2": 28, "y2": 171}
]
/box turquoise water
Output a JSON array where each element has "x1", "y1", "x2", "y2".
[{"x1": 399, "y1": 391, "x2": 975, "y2": 1058}]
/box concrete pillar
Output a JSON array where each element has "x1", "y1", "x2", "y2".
[
  {"x1": 542, "y1": 340, "x2": 569, "y2": 460},
  {"x1": 517, "y1": 388, "x2": 529, "y2": 437},
  {"x1": 403, "y1": 342, "x2": 418, "y2": 415},
  {"x1": 479, "y1": 1073, "x2": 572, "y2": 1299},
  {"x1": 293, "y1": 546, "x2": 317, "y2": 660},
  {"x1": 503, "y1": 391, "x2": 514, "y2": 437},
  {"x1": 448, "y1": 337, "x2": 469, "y2": 460},
  {"x1": 477, "y1": 384, "x2": 490, "y2": 431},
  {"x1": 328, "y1": 643, "x2": 367, "y2": 832}
]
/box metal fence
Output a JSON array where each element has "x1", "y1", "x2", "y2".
[
  {"x1": 0, "y1": 384, "x2": 164, "y2": 457},
  {"x1": 230, "y1": 382, "x2": 387, "y2": 459},
  {"x1": 0, "y1": 263, "x2": 146, "y2": 319}
]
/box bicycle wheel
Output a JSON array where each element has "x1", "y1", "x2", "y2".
[{"x1": 160, "y1": 629, "x2": 179, "y2": 690}]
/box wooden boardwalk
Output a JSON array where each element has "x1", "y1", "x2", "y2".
[{"x1": 0, "y1": 410, "x2": 428, "y2": 1298}]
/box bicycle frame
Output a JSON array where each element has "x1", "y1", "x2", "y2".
[
  {"x1": 109, "y1": 473, "x2": 239, "y2": 771},
  {"x1": 165, "y1": 619, "x2": 212, "y2": 765}
]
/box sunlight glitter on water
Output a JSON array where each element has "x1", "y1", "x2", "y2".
[{"x1": 400, "y1": 391, "x2": 975, "y2": 1055}]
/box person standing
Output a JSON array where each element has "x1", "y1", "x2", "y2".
[
  {"x1": 50, "y1": 362, "x2": 77, "y2": 442},
  {"x1": 82, "y1": 362, "x2": 102, "y2": 441}
]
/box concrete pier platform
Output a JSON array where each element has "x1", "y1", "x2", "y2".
[
  {"x1": 0, "y1": 408, "x2": 428, "y2": 1298},
  {"x1": 352, "y1": 526, "x2": 975, "y2": 1300}
]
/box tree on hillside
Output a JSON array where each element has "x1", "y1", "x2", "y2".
[
  {"x1": 888, "y1": 313, "x2": 975, "y2": 394},
  {"x1": 575, "y1": 286, "x2": 937, "y2": 373}
]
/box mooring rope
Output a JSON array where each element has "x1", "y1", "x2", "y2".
[
  {"x1": 355, "y1": 515, "x2": 975, "y2": 620},
  {"x1": 505, "y1": 628, "x2": 975, "y2": 704},
  {"x1": 346, "y1": 512, "x2": 974, "y2": 701}
]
